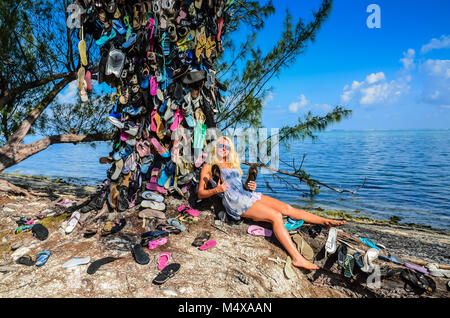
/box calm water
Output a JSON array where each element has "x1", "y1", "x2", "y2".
[{"x1": 4, "y1": 130, "x2": 450, "y2": 230}]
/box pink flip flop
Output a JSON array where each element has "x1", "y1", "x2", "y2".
[
  {"x1": 199, "y1": 240, "x2": 216, "y2": 250},
  {"x1": 178, "y1": 205, "x2": 199, "y2": 217},
  {"x1": 85, "y1": 70, "x2": 92, "y2": 91},
  {"x1": 148, "y1": 238, "x2": 168, "y2": 250},
  {"x1": 247, "y1": 225, "x2": 273, "y2": 237},
  {"x1": 151, "y1": 137, "x2": 169, "y2": 157},
  {"x1": 146, "y1": 168, "x2": 159, "y2": 191},
  {"x1": 170, "y1": 109, "x2": 184, "y2": 131},
  {"x1": 150, "y1": 110, "x2": 158, "y2": 132},
  {"x1": 137, "y1": 139, "x2": 151, "y2": 157},
  {"x1": 158, "y1": 252, "x2": 171, "y2": 270},
  {"x1": 194, "y1": 151, "x2": 207, "y2": 168},
  {"x1": 150, "y1": 76, "x2": 158, "y2": 96}
]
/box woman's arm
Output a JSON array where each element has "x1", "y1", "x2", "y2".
[{"x1": 197, "y1": 164, "x2": 226, "y2": 199}]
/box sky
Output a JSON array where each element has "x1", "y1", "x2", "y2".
[
  {"x1": 236, "y1": 0, "x2": 450, "y2": 130},
  {"x1": 57, "y1": 0, "x2": 450, "y2": 131}
]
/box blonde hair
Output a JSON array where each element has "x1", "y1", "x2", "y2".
[{"x1": 210, "y1": 135, "x2": 243, "y2": 176}]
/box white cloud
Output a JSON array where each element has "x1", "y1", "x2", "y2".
[
  {"x1": 288, "y1": 94, "x2": 309, "y2": 113},
  {"x1": 365, "y1": 72, "x2": 386, "y2": 84},
  {"x1": 341, "y1": 71, "x2": 410, "y2": 106},
  {"x1": 57, "y1": 80, "x2": 78, "y2": 105},
  {"x1": 314, "y1": 103, "x2": 333, "y2": 112},
  {"x1": 400, "y1": 49, "x2": 416, "y2": 71},
  {"x1": 420, "y1": 35, "x2": 450, "y2": 54},
  {"x1": 420, "y1": 59, "x2": 450, "y2": 106},
  {"x1": 262, "y1": 92, "x2": 275, "y2": 107},
  {"x1": 340, "y1": 49, "x2": 414, "y2": 106}
]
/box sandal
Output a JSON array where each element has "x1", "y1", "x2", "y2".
[
  {"x1": 152, "y1": 263, "x2": 180, "y2": 285},
  {"x1": 16, "y1": 255, "x2": 35, "y2": 266},
  {"x1": 192, "y1": 231, "x2": 211, "y2": 247},
  {"x1": 177, "y1": 205, "x2": 200, "y2": 217},
  {"x1": 35, "y1": 251, "x2": 51, "y2": 267}
]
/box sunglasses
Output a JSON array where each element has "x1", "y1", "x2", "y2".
[{"x1": 217, "y1": 143, "x2": 231, "y2": 150}]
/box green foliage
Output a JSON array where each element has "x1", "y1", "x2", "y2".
[
  {"x1": 278, "y1": 106, "x2": 352, "y2": 149},
  {"x1": 0, "y1": 0, "x2": 103, "y2": 146},
  {"x1": 38, "y1": 92, "x2": 112, "y2": 136}
]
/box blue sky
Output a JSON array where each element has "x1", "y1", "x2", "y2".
[{"x1": 237, "y1": 0, "x2": 450, "y2": 130}]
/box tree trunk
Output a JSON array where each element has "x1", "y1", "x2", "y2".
[
  {"x1": 5, "y1": 76, "x2": 74, "y2": 146},
  {"x1": 0, "y1": 133, "x2": 110, "y2": 172}
]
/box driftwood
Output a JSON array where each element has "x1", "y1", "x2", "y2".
[
  {"x1": 242, "y1": 160, "x2": 366, "y2": 195},
  {"x1": 0, "y1": 179, "x2": 32, "y2": 198}
]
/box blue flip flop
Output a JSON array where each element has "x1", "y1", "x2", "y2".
[
  {"x1": 113, "y1": 145, "x2": 133, "y2": 161},
  {"x1": 35, "y1": 251, "x2": 51, "y2": 267},
  {"x1": 122, "y1": 33, "x2": 137, "y2": 48},
  {"x1": 353, "y1": 252, "x2": 364, "y2": 268},
  {"x1": 378, "y1": 254, "x2": 403, "y2": 265},
  {"x1": 112, "y1": 19, "x2": 126, "y2": 35},
  {"x1": 140, "y1": 155, "x2": 154, "y2": 174},
  {"x1": 287, "y1": 217, "x2": 297, "y2": 224},
  {"x1": 285, "y1": 220, "x2": 304, "y2": 231},
  {"x1": 157, "y1": 160, "x2": 176, "y2": 187},
  {"x1": 360, "y1": 237, "x2": 380, "y2": 250}
]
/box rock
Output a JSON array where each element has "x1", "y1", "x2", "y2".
[
  {"x1": 160, "y1": 288, "x2": 179, "y2": 297},
  {"x1": 41, "y1": 209, "x2": 54, "y2": 216},
  {"x1": 10, "y1": 241, "x2": 22, "y2": 251},
  {"x1": 0, "y1": 266, "x2": 18, "y2": 273},
  {"x1": 27, "y1": 202, "x2": 47, "y2": 207},
  {"x1": 11, "y1": 247, "x2": 31, "y2": 259}
]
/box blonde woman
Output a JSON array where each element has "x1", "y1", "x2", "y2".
[{"x1": 198, "y1": 136, "x2": 346, "y2": 270}]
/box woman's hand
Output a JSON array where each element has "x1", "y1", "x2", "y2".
[
  {"x1": 215, "y1": 179, "x2": 227, "y2": 194},
  {"x1": 247, "y1": 181, "x2": 257, "y2": 191}
]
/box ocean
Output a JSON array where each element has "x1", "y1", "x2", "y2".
[{"x1": 4, "y1": 130, "x2": 450, "y2": 230}]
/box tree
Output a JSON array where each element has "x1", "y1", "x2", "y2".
[
  {"x1": 0, "y1": 0, "x2": 108, "y2": 172},
  {"x1": 0, "y1": 0, "x2": 358, "y2": 195}
]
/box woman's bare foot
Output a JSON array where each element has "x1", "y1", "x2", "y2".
[
  {"x1": 292, "y1": 256, "x2": 320, "y2": 270},
  {"x1": 322, "y1": 219, "x2": 346, "y2": 227}
]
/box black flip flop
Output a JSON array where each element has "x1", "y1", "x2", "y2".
[
  {"x1": 110, "y1": 218, "x2": 127, "y2": 234},
  {"x1": 152, "y1": 263, "x2": 181, "y2": 285},
  {"x1": 87, "y1": 257, "x2": 119, "y2": 275},
  {"x1": 32, "y1": 224, "x2": 48, "y2": 241},
  {"x1": 379, "y1": 266, "x2": 402, "y2": 279},
  {"x1": 131, "y1": 244, "x2": 149, "y2": 265},
  {"x1": 417, "y1": 274, "x2": 436, "y2": 293},
  {"x1": 192, "y1": 231, "x2": 211, "y2": 247},
  {"x1": 243, "y1": 164, "x2": 258, "y2": 191},
  {"x1": 211, "y1": 164, "x2": 223, "y2": 184},
  {"x1": 337, "y1": 244, "x2": 347, "y2": 266},
  {"x1": 157, "y1": 224, "x2": 181, "y2": 235},
  {"x1": 353, "y1": 252, "x2": 364, "y2": 268},
  {"x1": 401, "y1": 269, "x2": 425, "y2": 291},
  {"x1": 16, "y1": 255, "x2": 35, "y2": 266}
]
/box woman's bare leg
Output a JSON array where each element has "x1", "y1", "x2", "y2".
[
  {"x1": 259, "y1": 195, "x2": 345, "y2": 227},
  {"x1": 241, "y1": 201, "x2": 319, "y2": 270}
]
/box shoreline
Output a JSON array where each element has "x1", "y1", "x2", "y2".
[{"x1": 2, "y1": 172, "x2": 448, "y2": 233}]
